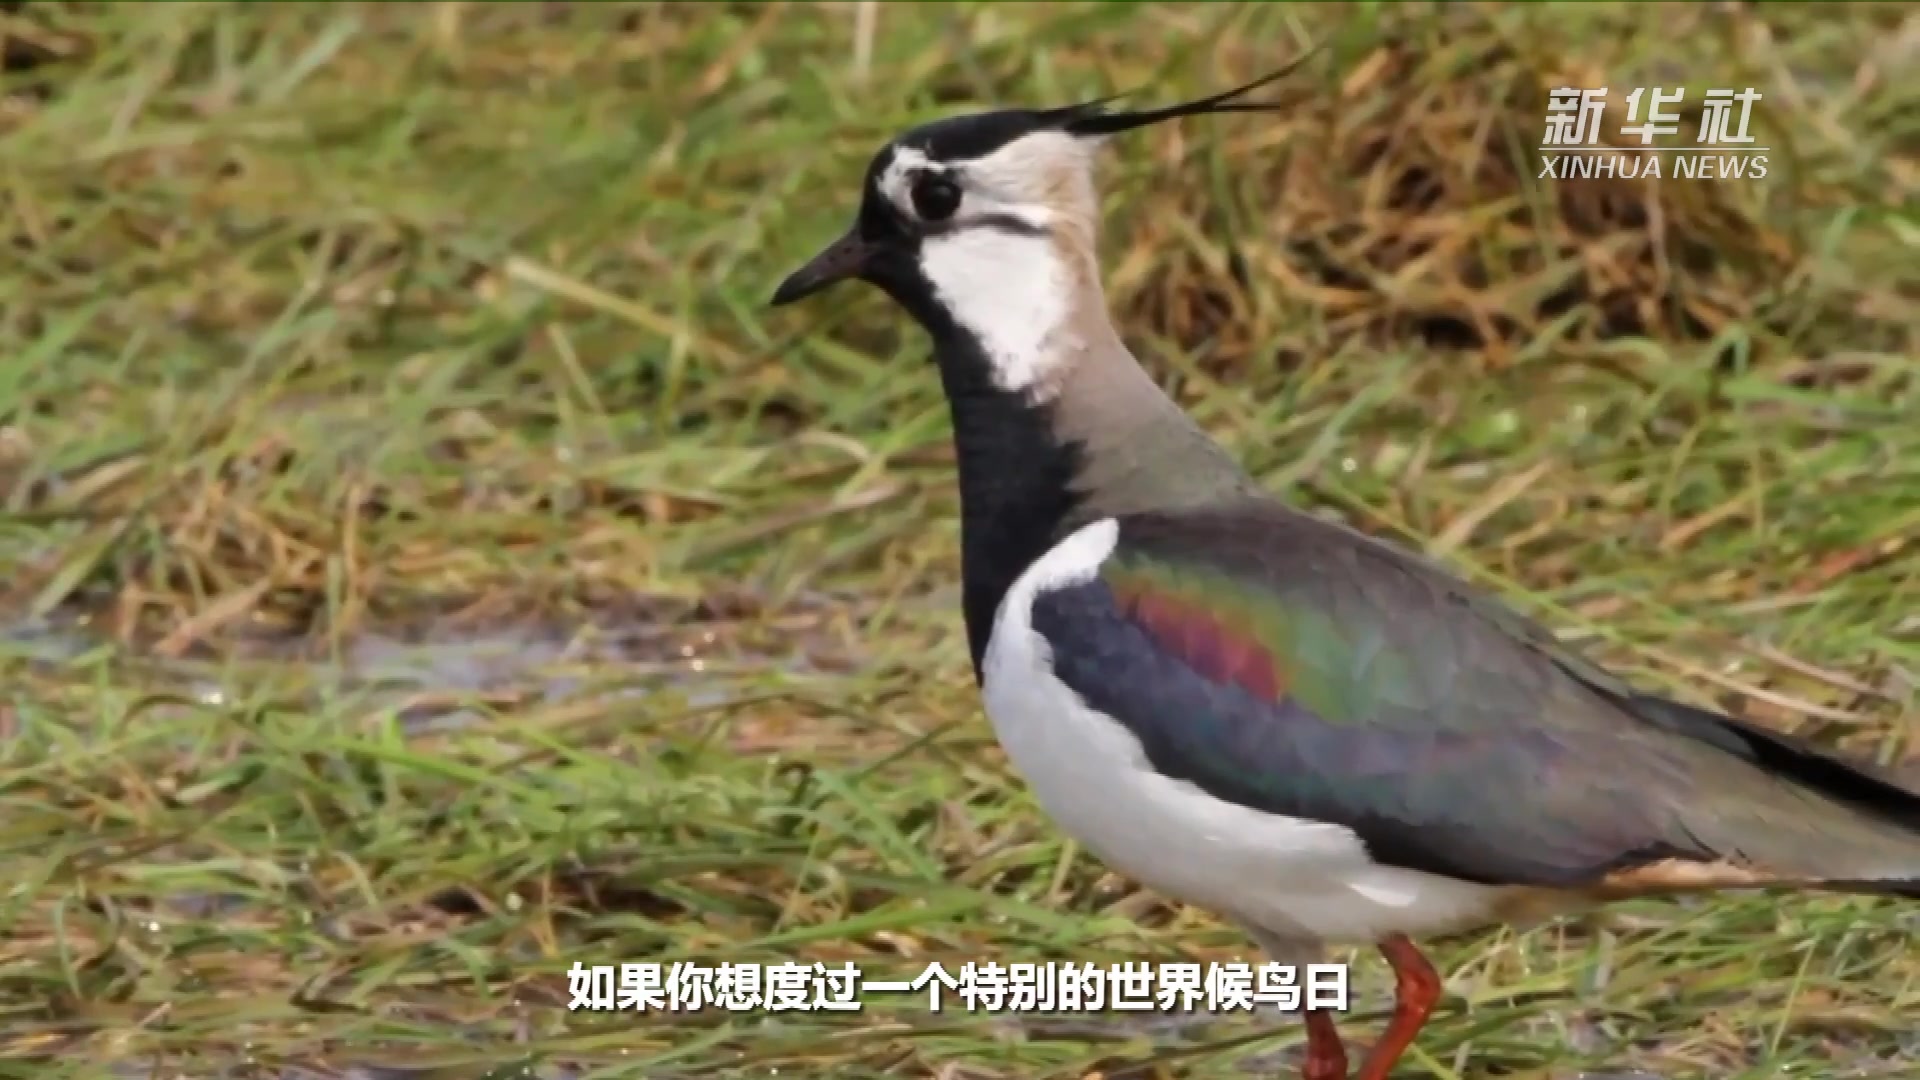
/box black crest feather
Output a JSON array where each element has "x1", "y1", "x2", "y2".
[{"x1": 1052, "y1": 46, "x2": 1321, "y2": 137}]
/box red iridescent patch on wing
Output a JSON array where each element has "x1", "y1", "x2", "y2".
[{"x1": 1106, "y1": 563, "x2": 1288, "y2": 702}]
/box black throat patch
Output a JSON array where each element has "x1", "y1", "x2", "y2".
[{"x1": 918, "y1": 318, "x2": 1086, "y2": 682}]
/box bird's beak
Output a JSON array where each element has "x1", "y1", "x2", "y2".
[{"x1": 770, "y1": 226, "x2": 875, "y2": 307}]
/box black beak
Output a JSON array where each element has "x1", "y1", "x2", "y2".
[{"x1": 770, "y1": 226, "x2": 876, "y2": 307}]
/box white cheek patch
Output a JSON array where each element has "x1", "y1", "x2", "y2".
[
  {"x1": 876, "y1": 130, "x2": 1102, "y2": 397},
  {"x1": 918, "y1": 226, "x2": 1075, "y2": 397}
]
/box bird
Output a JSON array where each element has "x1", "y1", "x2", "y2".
[{"x1": 768, "y1": 60, "x2": 1920, "y2": 1080}]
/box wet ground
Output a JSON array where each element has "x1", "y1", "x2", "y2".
[
  {"x1": 5, "y1": 602, "x2": 817, "y2": 725},
  {"x1": 12, "y1": 618, "x2": 1913, "y2": 1080},
  {"x1": 9, "y1": 614, "x2": 767, "y2": 1080}
]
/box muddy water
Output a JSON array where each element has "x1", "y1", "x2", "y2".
[{"x1": 3, "y1": 612, "x2": 774, "y2": 721}]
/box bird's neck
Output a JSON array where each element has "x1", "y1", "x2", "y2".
[
  {"x1": 931, "y1": 321, "x2": 1257, "y2": 682},
  {"x1": 933, "y1": 334, "x2": 1083, "y2": 683},
  {"x1": 1051, "y1": 345, "x2": 1261, "y2": 520}
]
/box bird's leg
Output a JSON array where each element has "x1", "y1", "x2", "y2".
[
  {"x1": 1301, "y1": 1007, "x2": 1348, "y2": 1080},
  {"x1": 1352, "y1": 934, "x2": 1441, "y2": 1080},
  {"x1": 1244, "y1": 926, "x2": 1347, "y2": 1080}
]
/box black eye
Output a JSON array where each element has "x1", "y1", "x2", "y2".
[{"x1": 909, "y1": 174, "x2": 961, "y2": 222}]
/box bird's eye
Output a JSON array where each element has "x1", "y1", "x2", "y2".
[{"x1": 909, "y1": 174, "x2": 961, "y2": 222}]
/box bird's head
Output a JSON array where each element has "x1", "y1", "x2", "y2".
[{"x1": 770, "y1": 58, "x2": 1311, "y2": 395}]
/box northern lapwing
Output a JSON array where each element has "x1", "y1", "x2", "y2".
[{"x1": 769, "y1": 63, "x2": 1920, "y2": 1079}]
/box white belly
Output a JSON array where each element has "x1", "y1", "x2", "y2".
[{"x1": 980, "y1": 519, "x2": 1505, "y2": 945}]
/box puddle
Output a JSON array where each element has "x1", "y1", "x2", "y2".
[
  {"x1": 0, "y1": 615, "x2": 97, "y2": 663},
  {"x1": 2, "y1": 600, "x2": 855, "y2": 731}
]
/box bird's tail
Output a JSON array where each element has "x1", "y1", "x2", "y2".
[
  {"x1": 1627, "y1": 693, "x2": 1920, "y2": 898},
  {"x1": 1825, "y1": 879, "x2": 1920, "y2": 900}
]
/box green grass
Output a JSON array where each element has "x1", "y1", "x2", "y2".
[{"x1": 2, "y1": 2, "x2": 1918, "y2": 1078}]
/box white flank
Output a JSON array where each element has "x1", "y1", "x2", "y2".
[{"x1": 980, "y1": 518, "x2": 1506, "y2": 945}]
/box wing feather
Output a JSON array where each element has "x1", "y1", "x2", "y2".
[{"x1": 1026, "y1": 503, "x2": 1920, "y2": 889}]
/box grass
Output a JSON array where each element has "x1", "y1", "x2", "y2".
[{"x1": 2, "y1": 1, "x2": 1917, "y2": 1077}]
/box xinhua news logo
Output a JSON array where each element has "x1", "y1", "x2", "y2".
[{"x1": 1539, "y1": 86, "x2": 1767, "y2": 181}]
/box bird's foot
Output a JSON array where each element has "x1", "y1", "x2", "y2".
[
  {"x1": 1301, "y1": 1008, "x2": 1348, "y2": 1080},
  {"x1": 1351, "y1": 934, "x2": 1441, "y2": 1080}
]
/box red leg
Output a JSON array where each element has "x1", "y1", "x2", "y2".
[
  {"x1": 1303, "y1": 1007, "x2": 1348, "y2": 1080},
  {"x1": 1353, "y1": 935, "x2": 1441, "y2": 1080}
]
